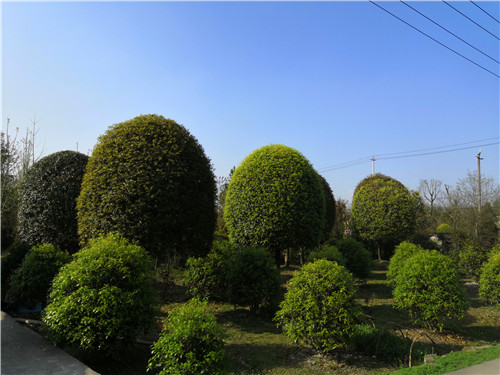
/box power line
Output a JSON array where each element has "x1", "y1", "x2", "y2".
[
  {"x1": 401, "y1": 0, "x2": 499, "y2": 64},
  {"x1": 369, "y1": 1, "x2": 500, "y2": 78},
  {"x1": 442, "y1": 0, "x2": 500, "y2": 40},
  {"x1": 470, "y1": 0, "x2": 500, "y2": 24}
]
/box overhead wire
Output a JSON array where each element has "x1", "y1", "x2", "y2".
[
  {"x1": 442, "y1": 0, "x2": 500, "y2": 40},
  {"x1": 369, "y1": 1, "x2": 500, "y2": 78},
  {"x1": 400, "y1": 0, "x2": 499, "y2": 64},
  {"x1": 470, "y1": 0, "x2": 500, "y2": 24}
]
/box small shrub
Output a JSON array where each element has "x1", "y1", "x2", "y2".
[
  {"x1": 183, "y1": 240, "x2": 237, "y2": 300},
  {"x1": 226, "y1": 247, "x2": 281, "y2": 312},
  {"x1": 393, "y1": 250, "x2": 468, "y2": 331},
  {"x1": 1, "y1": 241, "x2": 31, "y2": 299},
  {"x1": 478, "y1": 250, "x2": 500, "y2": 305},
  {"x1": 458, "y1": 242, "x2": 489, "y2": 281},
  {"x1": 10, "y1": 244, "x2": 71, "y2": 307},
  {"x1": 275, "y1": 259, "x2": 361, "y2": 352},
  {"x1": 336, "y1": 238, "x2": 372, "y2": 279},
  {"x1": 42, "y1": 233, "x2": 157, "y2": 354},
  {"x1": 306, "y1": 245, "x2": 345, "y2": 265},
  {"x1": 387, "y1": 241, "x2": 424, "y2": 287},
  {"x1": 437, "y1": 223, "x2": 453, "y2": 234},
  {"x1": 148, "y1": 299, "x2": 225, "y2": 375}
]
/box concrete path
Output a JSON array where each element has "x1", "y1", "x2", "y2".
[
  {"x1": 1, "y1": 311, "x2": 99, "y2": 375},
  {"x1": 445, "y1": 358, "x2": 500, "y2": 375}
]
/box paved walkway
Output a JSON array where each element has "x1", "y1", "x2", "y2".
[
  {"x1": 445, "y1": 358, "x2": 500, "y2": 375},
  {"x1": 1, "y1": 311, "x2": 99, "y2": 375}
]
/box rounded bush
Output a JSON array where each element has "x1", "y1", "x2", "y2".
[
  {"x1": 148, "y1": 299, "x2": 226, "y2": 375},
  {"x1": 351, "y1": 174, "x2": 416, "y2": 259},
  {"x1": 306, "y1": 245, "x2": 345, "y2": 265},
  {"x1": 1, "y1": 241, "x2": 31, "y2": 299},
  {"x1": 437, "y1": 223, "x2": 453, "y2": 234},
  {"x1": 387, "y1": 241, "x2": 424, "y2": 287},
  {"x1": 42, "y1": 233, "x2": 157, "y2": 354},
  {"x1": 392, "y1": 250, "x2": 468, "y2": 331},
  {"x1": 336, "y1": 238, "x2": 372, "y2": 279},
  {"x1": 77, "y1": 114, "x2": 216, "y2": 261},
  {"x1": 226, "y1": 247, "x2": 281, "y2": 312},
  {"x1": 275, "y1": 259, "x2": 361, "y2": 352},
  {"x1": 18, "y1": 151, "x2": 88, "y2": 253},
  {"x1": 10, "y1": 244, "x2": 71, "y2": 307},
  {"x1": 224, "y1": 144, "x2": 325, "y2": 265},
  {"x1": 479, "y1": 250, "x2": 500, "y2": 305},
  {"x1": 184, "y1": 240, "x2": 237, "y2": 301},
  {"x1": 458, "y1": 242, "x2": 489, "y2": 281}
]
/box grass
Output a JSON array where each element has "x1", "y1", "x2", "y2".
[
  {"x1": 8, "y1": 260, "x2": 500, "y2": 375},
  {"x1": 389, "y1": 344, "x2": 500, "y2": 375}
]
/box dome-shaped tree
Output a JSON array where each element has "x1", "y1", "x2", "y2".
[
  {"x1": 18, "y1": 150, "x2": 88, "y2": 253},
  {"x1": 77, "y1": 114, "x2": 216, "y2": 261},
  {"x1": 224, "y1": 144, "x2": 325, "y2": 265},
  {"x1": 318, "y1": 174, "x2": 336, "y2": 243},
  {"x1": 351, "y1": 174, "x2": 416, "y2": 260}
]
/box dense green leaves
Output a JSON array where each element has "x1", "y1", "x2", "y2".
[
  {"x1": 224, "y1": 144, "x2": 325, "y2": 264},
  {"x1": 318, "y1": 175, "x2": 336, "y2": 243},
  {"x1": 387, "y1": 241, "x2": 424, "y2": 287},
  {"x1": 335, "y1": 238, "x2": 372, "y2": 280},
  {"x1": 17, "y1": 151, "x2": 88, "y2": 253},
  {"x1": 351, "y1": 174, "x2": 416, "y2": 259},
  {"x1": 10, "y1": 244, "x2": 71, "y2": 307},
  {"x1": 479, "y1": 248, "x2": 500, "y2": 305},
  {"x1": 392, "y1": 250, "x2": 468, "y2": 331},
  {"x1": 77, "y1": 114, "x2": 216, "y2": 261},
  {"x1": 42, "y1": 234, "x2": 157, "y2": 354},
  {"x1": 275, "y1": 260, "x2": 361, "y2": 352},
  {"x1": 148, "y1": 299, "x2": 226, "y2": 375}
]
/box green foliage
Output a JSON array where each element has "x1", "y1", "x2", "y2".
[
  {"x1": 387, "y1": 241, "x2": 424, "y2": 287},
  {"x1": 318, "y1": 175, "x2": 336, "y2": 243},
  {"x1": 1, "y1": 241, "x2": 31, "y2": 299},
  {"x1": 437, "y1": 223, "x2": 453, "y2": 234},
  {"x1": 478, "y1": 250, "x2": 500, "y2": 305},
  {"x1": 224, "y1": 144, "x2": 325, "y2": 264},
  {"x1": 392, "y1": 250, "x2": 468, "y2": 331},
  {"x1": 351, "y1": 324, "x2": 428, "y2": 366},
  {"x1": 226, "y1": 247, "x2": 281, "y2": 312},
  {"x1": 42, "y1": 233, "x2": 157, "y2": 354},
  {"x1": 10, "y1": 244, "x2": 71, "y2": 307},
  {"x1": 335, "y1": 237, "x2": 372, "y2": 279},
  {"x1": 457, "y1": 242, "x2": 489, "y2": 281},
  {"x1": 184, "y1": 240, "x2": 237, "y2": 301},
  {"x1": 351, "y1": 174, "x2": 416, "y2": 259},
  {"x1": 148, "y1": 299, "x2": 225, "y2": 375},
  {"x1": 17, "y1": 151, "x2": 88, "y2": 253},
  {"x1": 77, "y1": 114, "x2": 216, "y2": 261},
  {"x1": 306, "y1": 245, "x2": 345, "y2": 265},
  {"x1": 275, "y1": 259, "x2": 362, "y2": 352}
]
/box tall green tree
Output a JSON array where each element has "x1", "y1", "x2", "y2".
[
  {"x1": 318, "y1": 174, "x2": 336, "y2": 243},
  {"x1": 77, "y1": 114, "x2": 216, "y2": 264},
  {"x1": 224, "y1": 144, "x2": 325, "y2": 265},
  {"x1": 351, "y1": 174, "x2": 416, "y2": 260}
]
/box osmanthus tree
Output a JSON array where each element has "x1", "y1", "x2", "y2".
[
  {"x1": 224, "y1": 144, "x2": 326, "y2": 266},
  {"x1": 318, "y1": 174, "x2": 336, "y2": 243},
  {"x1": 17, "y1": 150, "x2": 89, "y2": 253},
  {"x1": 77, "y1": 114, "x2": 216, "y2": 263},
  {"x1": 351, "y1": 174, "x2": 416, "y2": 260}
]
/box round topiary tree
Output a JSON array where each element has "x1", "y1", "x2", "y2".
[
  {"x1": 224, "y1": 144, "x2": 325, "y2": 265},
  {"x1": 76, "y1": 114, "x2": 216, "y2": 262},
  {"x1": 392, "y1": 250, "x2": 468, "y2": 331},
  {"x1": 335, "y1": 237, "x2": 372, "y2": 280},
  {"x1": 386, "y1": 241, "x2": 424, "y2": 287},
  {"x1": 478, "y1": 248, "x2": 500, "y2": 306},
  {"x1": 275, "y1": 259, "x2": 361, "y2": 352},
  {"x1": 42, "y1": 233, "x2": 157, "y2": 354},
  {"x1": 318, "y1": 174, "x2": 336, "y2": 243},
  {"x1": 351, "y1": 174, "x2": 416, "y2": 260},
  {"x1": 17, "y1": 151, "x2": 88, "y2": 253},
  {"x1": 9, "y1": 243, "x2": 71, "y2": 307}
]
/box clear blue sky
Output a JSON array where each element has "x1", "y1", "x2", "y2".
[{"x1": 3, "y1": 0, "x2": 499, "y2": 202}]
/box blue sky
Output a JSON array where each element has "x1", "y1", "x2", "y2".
[{"x1": 2, "y1": 1, "x2": 499, "y2": 202}]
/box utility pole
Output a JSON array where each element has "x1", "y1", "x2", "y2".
[
  {"x1": 371, "y1": 156, "x2": 376, "y2": 176},
  {"x1": 477, "y1": 150, "x2": 483, "y2": 214}
]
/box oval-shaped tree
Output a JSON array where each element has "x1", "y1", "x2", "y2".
[
  {"x1": 224, "y1": 144, "x2": 325, "y2": 265},
  {"x1": 18, "y1": 150, "x2": 88, "y2": 253},
  {"x1": 351, "y1": 174, "x2": 416, "y2": 260},
  {"x1": 77, "y1": 114, "x2": 216, "y2": 261}
]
